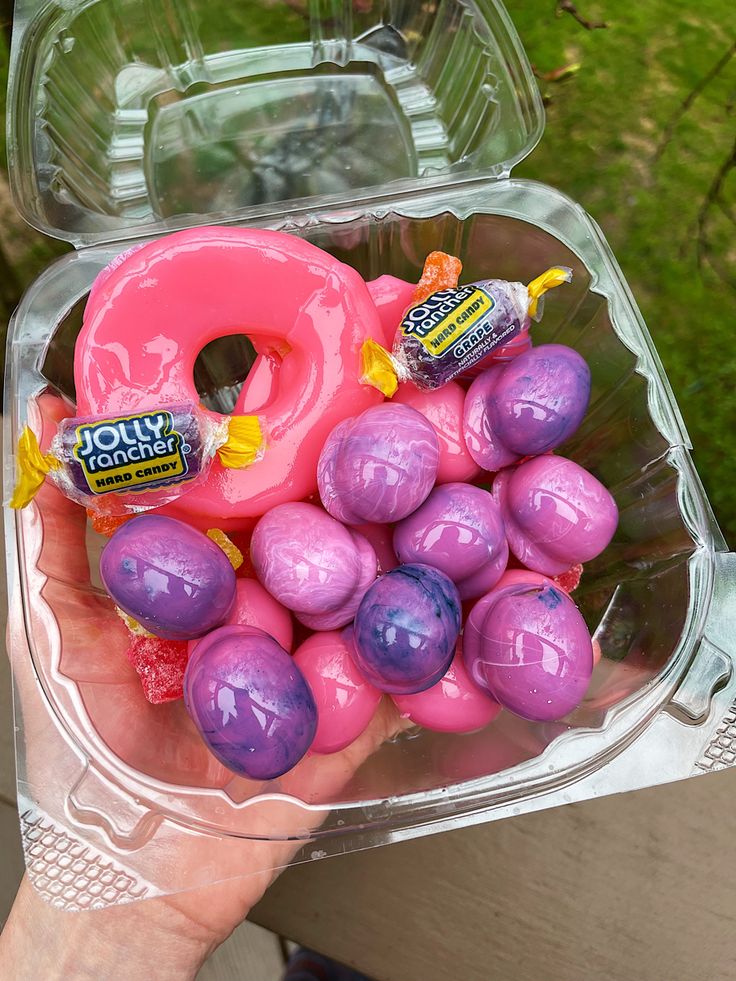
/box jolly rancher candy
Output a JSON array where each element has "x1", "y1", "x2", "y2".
[
  {"x1": 360, "y1": 256, "x2": 573, "y2": 396},
  {"x1": 10, "y1": 402, "x2": 263, "y2": 515}
]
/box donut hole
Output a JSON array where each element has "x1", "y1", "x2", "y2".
[
  {"x1": 41, "y1": 293, "x2": 86, "y2": 402},
  {"x1": 194, "y1": 334, "x2": 258, "y2": 413}
]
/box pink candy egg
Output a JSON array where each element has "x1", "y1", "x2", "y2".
[
  {"x1": 317, "y1": 403, "x2": 439, "y2": 524},
  {"x1": 293, "y1": 631, "x2": 382, "y2": 754},
  {"x1": 464, "y1": 579, "x2": 594, "y2": 722},
  {"x1": 352, "y1": 523, "x2": 399, "y2": 574},
  {"x1": 393, "y1": 381, "x2": 481, "y2": 484},
  {"x1": 392, "y1": 645, "x2": 501, "y2": 733},
  {"x1": 187, "y1": 578, "x2": 293, "y2": 656},
  {"x1": 251, "y1": 502, "x2": 377, "y2": 627},
  {"x1": 297, "y1": 529, "x2": 378, "y2": 630},
  {"x1": 493, "y1": 455, "x2": 618, "y2": 576},
  {"x1": 393, "y1": 483, "x2": 508, "y2": 600}
]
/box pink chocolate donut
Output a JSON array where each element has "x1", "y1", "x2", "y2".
[{"x1": 74, "y1": 227, "x2": 385, "y2": 530}]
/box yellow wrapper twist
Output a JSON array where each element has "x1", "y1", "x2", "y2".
[
  {"x1": 10, "y1": 427, "x2": 62, "y2": 510},
  {"x1": 526, "y1": 266, "x2": 573, "y2": 319},
  {"x1": 360, "y1": 338, "x2": 401, "y2": 398},
  {"x1": 217, "y1": 415, "x2": 263, "y2": 468}
]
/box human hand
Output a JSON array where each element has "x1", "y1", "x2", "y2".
[{"x1": 0, "y1": 392, "x2": 404, "y2": 980}]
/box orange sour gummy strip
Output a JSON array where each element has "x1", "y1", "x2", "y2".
[{"x1": 412, "y1": 251, "x2": 463, "y2": 304}]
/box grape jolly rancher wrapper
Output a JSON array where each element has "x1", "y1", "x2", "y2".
[
  {"x1": 361, "y1": 266, "x2": 573, "y2": 395},
  {"x1": 10, "y1": 404, "x2": 263, "y2": 514}
]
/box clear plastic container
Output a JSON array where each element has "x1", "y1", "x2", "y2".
[{"x1": 6, "y1": 0, "x2": 736, "y2": 911}]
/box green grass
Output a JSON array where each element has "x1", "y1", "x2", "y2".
[
  {"x1": 1, "y1": 0, "x2": 736, "y2": 540},
  {"x1": 506, "y1": 1, "x2": 736, "y2": 543}
]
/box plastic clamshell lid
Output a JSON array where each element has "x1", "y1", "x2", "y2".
[{"x1": 6, "y1": 0, "x2": 545, "y2": 247}]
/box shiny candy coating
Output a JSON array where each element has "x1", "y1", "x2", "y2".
[
  {"x1": 297, "y1": 529, "x2": 378, "y2": 630},
  {"x1": 393, "y1": 483, "x2": 508, "y2": 600},
  {"x1": 494, "y1": 456, "x2": 618, "y2": 576},
  {"x1": 293, "y1": 631, "x2": 382, "y2": 754},
  {"x1": 459, "y1": 327, "x2": 532, "y2": 382},
  {"x1": 464, "y1": 580, "x2": 593, "y2": 721},
  {"x1": 366, "y1": 275, "x2": 416, "y2": 347},
  {"x1": 184, "y1": 625, "x2": 317, "y2": 780},
  {"x1": 351, "y1": 564, "x2": 461, "y2": 694},
  {"x1": 100, "y1": 515, "x2": 236, "y2": 640},
  {"x1": 393, "y1": 381, "x2": 480, "y2": 484},
  {"x1": 463, "y1": 345, "x2": 591, "y2": 471},
  {"x1": 75, "y1": 227, "x2": 384, "y2": 530},
  {"x1": 352, "y1": 523, "x2": 398, "y2": 575},
  {"x1": 318, "y1": 404, "x2": 439, "y2": 524},
  {"x1": 392, "y1": 647, "x2": 501, "y2": 733},
  {"x1": 186, "y1": 578, "x2": 293, "y2": 657},
  {"x1": 251, "y1": 503, "x2": 377, "y2": 619}
]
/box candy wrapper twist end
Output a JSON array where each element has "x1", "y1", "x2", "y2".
[
  {"x1": 360, "y1": 338, "x2": 403, "y2": 397},
  {"x1": 10, "y1": 426, "x2": 61, "y2": 509},
  {"x1": 216, "y1": 415, "x2": 263, "y2": 468},
  {"x1": 527, "y1": 266, "x2": 573, "y2": 320}
]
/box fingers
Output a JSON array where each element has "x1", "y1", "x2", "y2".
[{"x1": 22, "y1": 392, "x2": 91, "y2": 587}]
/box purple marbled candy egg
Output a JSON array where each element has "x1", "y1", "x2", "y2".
[
  {"x1": 464, "y1": 344, "x2": 591, "y2": 471},
  {"x1": 100, "y1": 514, "x2": 236, "y2": 639},
  {"x1": 251, "y1": 502, "x2": 377, "y2": 619},
  {"x1": 494, "y1": 455, "x2": 618, "y2": 576},
  {"x1": 393, "y1": 483, "x2": 508, "y2": 600},
  {"x1": 350, "y1": 563, "x2": 461, "y2": 694},
  {"x1": 297, "y1": 529, "x2": 378, "y2": 630},
  {"x1": 184, "y1": 625, "x2": 317, "y2": 779},
  {"x1": 463, "y1": 580, "x2": 593, "y2": 721},
  {"x1": 318, "y1": 404, "x2": 439, "y2": 524}
]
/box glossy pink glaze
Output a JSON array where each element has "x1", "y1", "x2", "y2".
[
  {"x1": 392, "y1": 646, "x2": 501, "y2": 733},
  {"x1": 186, "y1": 578, "x2": 293, "y2": 656},
  {"x1": 393, "y1": 381, "x2": 481, "y2": 484},
  {"x1": 75, "y1": 227, "x2": 384, "y2": 530},
  {"x1": 366, "y1": 275, "x2": 416, "y2": 347},
  {"x1": 293, "y1": 631, "x2": 382, "y2": 754}
]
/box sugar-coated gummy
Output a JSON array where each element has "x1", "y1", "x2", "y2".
[
  {"x1": 184, "y1": 625, "x2": 317, "y2": 780},
  {"x1": 293, "y1": 631, "x2": 382, "y2": 754},
  {"x1": 463, "y1": 345, "x2": 591, "y2": 472},
  {"x1": 100, "y1": 515, "x2": 236, "y2": 640},
  {"x1": 463, "y1": 580, "x2": 593, "y2": 722},
  {"x1": 250, "y1": 502, "x2": 376, "y2": 618},
  {"x1": 393, "y1": 483, "x2": 508, "y2": 600},
  {"x1": 125, "y1": 636, "x2": 189, "y2": 704},
  {"x1": 493, "y1": 455, "x2": 618, "y2": 576},
  {"x1": 318, "y1": 404, "x2": 439, "y2": 524},
  {"x1": 351, "y1": 564, "x2": 461, "y2": 695}
]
